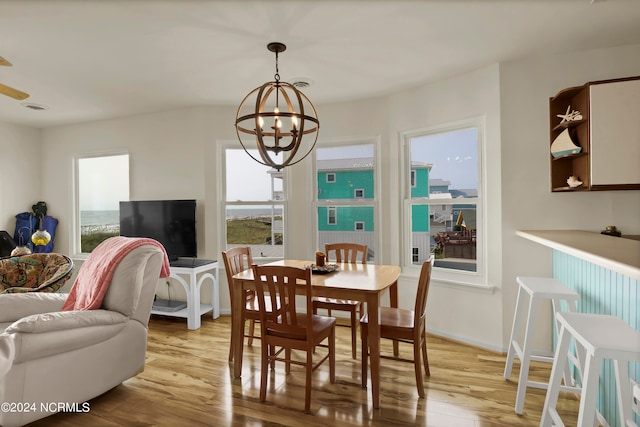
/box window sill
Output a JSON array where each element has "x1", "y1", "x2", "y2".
[{"x1": 399, "y1": 271, "x2": 495, "y2": 294}]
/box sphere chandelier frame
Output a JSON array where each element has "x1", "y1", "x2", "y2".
[{"x1": 235, "y1": 42, "x2": 320, "y2": 171}]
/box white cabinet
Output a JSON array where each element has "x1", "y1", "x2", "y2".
[{"x1": 589, "y1": 78, "x2": 640, "y2": 188}]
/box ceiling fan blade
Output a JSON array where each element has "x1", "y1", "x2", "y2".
[
  {"x1": 0, "y1": 83, "x2": 30, "y2": 100},
  {"x1": 0, "y1": 56, "x2": 12, "y2": 67}
]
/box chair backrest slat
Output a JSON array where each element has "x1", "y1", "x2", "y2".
[{"x1": 325, "y1": 243, "x2": 367, "y2": 264}]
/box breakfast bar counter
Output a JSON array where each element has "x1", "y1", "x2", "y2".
[
  {"x1": 517, "y1": 229, "x2": 639, "y2": 427},
  {"x1": 516, "y1": 229, "x2": 640, "y2": 280}
]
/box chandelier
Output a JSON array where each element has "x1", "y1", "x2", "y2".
[{"x1": 235, "y1": 42, "x2": 319, "y2": 171}]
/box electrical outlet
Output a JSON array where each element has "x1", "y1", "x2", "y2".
[{"x1": 632, "y1": 378, "x2": 640, "y2": 416}]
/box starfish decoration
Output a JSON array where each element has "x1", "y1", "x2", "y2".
[{"x1": 557, "y1": 105, "x2": 583, "y2": 123}]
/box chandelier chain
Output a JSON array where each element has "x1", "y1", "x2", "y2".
[{"x1": 274, "y1": 50, "x2": 280, "y2": 82}]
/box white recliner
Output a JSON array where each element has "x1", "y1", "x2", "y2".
[{"x1": 0, "y1": 242, "x2": 165, "y2": 427}]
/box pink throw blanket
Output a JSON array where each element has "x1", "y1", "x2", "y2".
[{"x1": 62, "y1": 236, "x2": 171, "y2": 311}]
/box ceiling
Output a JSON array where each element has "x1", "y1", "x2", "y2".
[{"x1": 1, "y1": 0, "x2": 639, "y2": 129}]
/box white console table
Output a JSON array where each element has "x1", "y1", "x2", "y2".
[{"x1": 151, "y1": 260, "x2": 219, "y2": 330}]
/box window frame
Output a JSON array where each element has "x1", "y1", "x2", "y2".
[
  {"x1": 412, "y1": 247, "x2": 420, "y2": 263},
  {"x1": 72, "y1": 150, "x2": 130, "y2": 258},
  {"x1": 326, "y1": 172, "x2": 336, "y2": 183},
  {"x1": 327, "y1": 206, "x2": 337, "y2": 225},
  {"x1": 312, "y1": 137, "x2": 381, "y2": 263},
  {"x1": 354, "y1": 221, "x2": 365, "y2": 231},
  {"x1": 218, "y1": 142, "x2": 289, "y2": 261},
  {"x1": 401, "y1": 116, "x2": 487, "y2": 287}
]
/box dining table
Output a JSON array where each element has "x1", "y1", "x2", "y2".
[{"x1": 231, "y1": 259, "x2": 402, "y2": 409}]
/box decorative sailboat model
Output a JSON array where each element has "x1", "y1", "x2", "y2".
[{"x1": 551, "y1": 128, "x2": 582, "y2": 158}]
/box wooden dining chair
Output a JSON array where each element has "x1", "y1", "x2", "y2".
[
  {"x1": 361, "y1": 255, "x2": 434, "y2": 398},
  {"x1": 312, "y1": 242, "x2": 366, "y2": 359},
  {"x1": 221, "y1": 247, "x2": 260, "y2": 362},
  {"x1": 252, "y1": 264, "x2": 336, "y2": 413}
]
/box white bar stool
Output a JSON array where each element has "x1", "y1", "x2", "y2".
[
  {"x1": 541, "y1": 312, "x2": 640, "y2": 427},
  {"x1": 504, "y1": 276, "x2": 581, "y2": 414}
]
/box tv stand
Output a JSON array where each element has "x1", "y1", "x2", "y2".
[{"x1": 150, "y1": 259, "x2": 219, "y2": 330}]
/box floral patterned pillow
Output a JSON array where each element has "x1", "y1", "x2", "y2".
[{"x1": 0, "y1": 253, "x2": 73, "y2": 293}]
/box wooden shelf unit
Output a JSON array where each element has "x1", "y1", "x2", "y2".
[
  {"x1": 549, "y1": 84, "x2": 590, "y2": 192},
  {"x1": 549, "y1": 76, "x2": 640, "y2": 192}
]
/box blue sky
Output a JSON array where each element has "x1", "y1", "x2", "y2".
[{"x1": 411, "y1": 128, "x2": 478, "y2": 190}]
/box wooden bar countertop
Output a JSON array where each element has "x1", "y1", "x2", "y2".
[{"x1": 516, "y1": 229, "x2": 640, "y2": 281}]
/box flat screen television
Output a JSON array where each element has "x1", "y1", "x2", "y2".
[{"x1": 119, "y1": 199, "x2": 197, "y2": 261}]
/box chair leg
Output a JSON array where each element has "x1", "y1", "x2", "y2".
[
  {"x1": 421, "y1": 332, "x2": 430, "y2": 376},
  {"x1": 541, "y1": 323, "x2": 572, "y2": 426},
  {"x1": 228, "y1": 321, "x2": 235, "y2": 362},
  {"x1": 413, "y1": 337, "x2": 425, "y2": 398},
  {"x1": 270, "y1": 345, "x2": 276, "y2": 370},
  {"x1": 576, "y1": 354, "x2": 600, "y2": 427},
  {"x1": 361, "y1": 323, "x2": 368, "y2": 389},
  {"x1": 504, "y1": 285, "x2": 526, "y2": 380},
  {"x1": 285, "y1": 348, "x2": 291, "y2": 373},
  {"x1": 305, "y1": 350, "x2": 313, "y2": 413},
  {"x1": 247, "y1": 319, "x2": 255, "y2": 346},
  {"x1": 350, "y1": 307, "x2": 357, "y2": 359},
  {"x1": 260, "y1": 340, "x2": 269, "y2": 402},
  {"x1": 514, "y1": 296, "x2": 537, "y2": 414},
  {"x1": 329, "y1": 327, "x2": 336, "y2": 383},
  {"x1": 613, "y1": 359, "x2": 633, "y2": 427}
]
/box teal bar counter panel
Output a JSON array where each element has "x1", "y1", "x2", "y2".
[{"x1": 553, "y1": 250, "x2": 639, "y2": 427}]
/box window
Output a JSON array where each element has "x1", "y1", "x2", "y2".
[
  {"x1": 223, "y1": 147, "x2": 285, "y2": 258},
  {"x1": 75, "y1": 152, "x2": 129, "y2": 254},
  {"x1": 314, "y1": 142, "x2": 378, "y2": 261},
  {"x1": 327, "y1": 207, "x2": 337, "y2": 225},
  {"x1": 403, "y1": 118, "x2": 483, "y2": 280}
]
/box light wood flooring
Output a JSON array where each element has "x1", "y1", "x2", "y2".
[{"x1": 28, "y1": 315, "x2": 580, "y2": 426}]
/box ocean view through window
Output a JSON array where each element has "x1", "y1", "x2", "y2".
[
  {"x1": 223, "y1": 147, "x2": 285, "y2": 258},
  {"x1": 80, "y1": 210, "x2": 120, "y2": 233},
  {"x1": 76, "y1": 153, "x2": 129, "y2": 253}
]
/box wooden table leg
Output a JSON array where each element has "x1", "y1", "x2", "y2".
[
  {"x1": 389, "y1": 280, "x2": 399, "y2": 356},
  {"x1": 232, "y1": 280, "x2": 244, "y2": 378},
  {"x1": 366, "y1": 292, "x2": 382, "y2": 409}
]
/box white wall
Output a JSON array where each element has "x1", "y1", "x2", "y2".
[
  {"x1": 0, "y1": 121, "x2": 41, "y2": 234},
  {"x1": 500, "y1": 43, "x2": 640, "y2": 353}
]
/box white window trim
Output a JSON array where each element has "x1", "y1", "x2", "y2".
[
  {"x1": 354, "y1": 188, "x2": 365, "y2": 198},
  {"x1": 354, "y1": 221, "x2": 365, "y2": 231},
  {"x1": 71, "y1": 149, "x2": 130, "y2": 259},
  {"x1": 326, "y1": 173, "x2": 336, "y2": 183},
  {"x1": 400, "y1": 116, "x2": 488, "y2": 288}
]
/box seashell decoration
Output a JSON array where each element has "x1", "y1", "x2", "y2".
[{"x1": 567, "y1": 175, "x2": 583, "y2": 188}]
